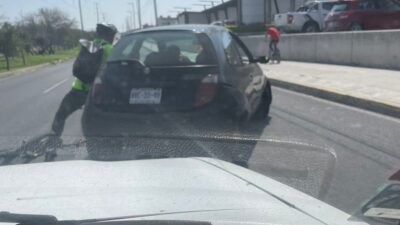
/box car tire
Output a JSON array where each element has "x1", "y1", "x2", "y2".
[
  {"x1": 86, "y1": 137, "x2": 123, "y2": 161},
  {"x1": 350, "y1": 22, "x2": 363, "y2": 31},
  {"x1": 302, "y1": 22, "x2": 320, "y2": 33},
  {"x1": 253, "y1": 81, "x2": 272, "y2": 120}
]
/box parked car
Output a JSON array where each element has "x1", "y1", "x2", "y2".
[
  {"x1": 211, "y1": 20, "x2": 236, "y2": 27},
  {"x1": 325, "y1": 0, "x2": 400, "y2": 31},
  {"x1": 82, "y1": 25, "x2": 272, "y2": 159},
  {"x1": 274, "y1": 0, "x2": 340, "y2": 33}
]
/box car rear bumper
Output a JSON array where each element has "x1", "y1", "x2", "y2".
[
  {"x1": 84, "y1": 101, "x2": 217, "y2": 132},
  {"x1": 82, "y1": 85, "x2": 250, "y2": 137}
]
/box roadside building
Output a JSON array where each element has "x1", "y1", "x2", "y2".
[
  {"x1": 203, "y1": 0, "x2": 239, "y2": 24},
  {"x1": 177, "y1": 12, "x2": 208, "y2": 24}
]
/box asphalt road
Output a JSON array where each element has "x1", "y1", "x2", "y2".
[{"x1": 0, "y1": 60, "x2": 399, "y2": 221}]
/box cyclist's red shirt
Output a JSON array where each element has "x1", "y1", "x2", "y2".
[{"x1": 267, "y1": 27, "x2": 280, "y2": 41}]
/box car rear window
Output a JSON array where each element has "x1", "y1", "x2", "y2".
[
  {"x1": 331, "y1": 3, "x2": 350, "y2": 12},
  {"x1": 297, "y1": 4, "x2": 312, "y2": 12},
  {"x1": 379, "y1": 0, "x2": 400, "y2": 10},
  {"x1": 322, "y1": 2, "x2": 338, "y2": 11},
  {"x1": 108, "y1": 31, "x2": 218, "y2": 67},
  {"x1": 358, "y1": 1, "x2": 378, "y2": 10}
]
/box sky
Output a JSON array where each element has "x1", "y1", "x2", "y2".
[{"x1": 0, "y1": 0, "x2": 215, "y2": 32}]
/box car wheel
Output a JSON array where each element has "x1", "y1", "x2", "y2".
[
  {"x1": 302, "y1": 22, "x2": 320, "y2": 33},
  {"x1": 350, "y1": 23, "x2": 363, "y2": 31},
  {"x1": 254, "y1": 81, "x2": 272, "y2": 120},
  {"x1": 86, "y1": 137, "x2": 123, "y2": 161}
]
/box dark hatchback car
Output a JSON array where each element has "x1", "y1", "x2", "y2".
[
  {"x1": 325, "y1": 0, "x2": 400, "y2": 31},
  {"x1": 82, "y1": 25, "x2": 272, "y2": 159}
]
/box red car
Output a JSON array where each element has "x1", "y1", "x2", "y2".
[{"x1": 325, "y1": 0, "x2": 400, "y2": 31}]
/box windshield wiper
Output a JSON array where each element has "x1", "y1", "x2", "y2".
[
  {"x1": 0, "y1": 209, "x2": 237, "y2": 225},
  {"x1": 0, "y1": 212, "x2": 58, "y2": 225}
]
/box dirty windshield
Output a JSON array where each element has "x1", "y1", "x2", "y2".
[{"x1": 1, "y1": 1, "x2": 400, "y2": 225}]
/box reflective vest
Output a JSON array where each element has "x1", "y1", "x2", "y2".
[{"x1": 72, "y1": 39, "x2": 113, "y2": 91}]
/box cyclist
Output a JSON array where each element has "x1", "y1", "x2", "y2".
[
  {"x1": 48, "y1": 23, "x2": 118, "y2": 151},
  {"x1": 266, "y1": 25, "x2": 281, "y2": 62}
]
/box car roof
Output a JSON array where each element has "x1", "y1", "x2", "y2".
[
  {"x1": 305, "y1": 0, "x2": 346, "y2": 3},
  {"x1": 124, "y1": 24, "x2": 228, "y2": 35},
  {"x1": 306, "y1": 0, "x2": 338, "y2": 3}
]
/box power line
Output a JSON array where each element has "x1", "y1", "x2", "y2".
[
  {"x1": 174, "y1": 7, "x2": 191, "y2": 12},
  {"x1": 193, "y1": 3, "x2": 212, "y2": 10},
  {"x1": 199, "y1": 0, "x2": 223, "y2": 7},
  {"x1": 61, "y1": 0, "x2": 78, "y2": 9},
  {"x1": 41, "y1": 0, "x2": 59, "y2": 8}
]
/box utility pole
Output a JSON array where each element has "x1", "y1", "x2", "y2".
[
  {"x1": 127, "y1": 11, "x2": 133, "y2": 29},
  {"x1": 125, "y1": 17, "x2": 131, "y2": 31},
  {"x1": 95, "y1": 2, "x2": 100, "y2": 23},
  {"x1": 153, "y1": 0, "x2": 158, "y2": 26},
  {"x1": 137, "y1": 0, "x2": 142, "y2": 29},
  {"x1": 78, "y1": 0, "x2": 84, "y2": 30},
  {"x1": 128, "y1": 3, "x2": 136, "y2": 29},
  {"x1": 273, "y1": 0, "x2": 280, "y2": 14}
]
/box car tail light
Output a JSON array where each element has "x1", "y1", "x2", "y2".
[
  {"x1": 390, "y1": 170, "x2": 400, "y2": 181},
  {"x1": 195, "y1": 74, "x2": 218, "y2": 107},
  {"x1": 287, "y1": 15, "x2": 294, "y2": 24},
  {"x1": 92, "y1": 77, "x2": 106, "y2": 104}
]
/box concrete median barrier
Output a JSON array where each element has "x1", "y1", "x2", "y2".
[{"x1": 240, "y1": 30, "x2": 400, "y2": 70}]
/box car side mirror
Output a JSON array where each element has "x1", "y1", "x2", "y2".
[
  {"x1": 356, "y1": 183, "x2": 400, "y2": 224},
  {"x1": 254, "y1": 56, "x2": 270, "y2": 64}
]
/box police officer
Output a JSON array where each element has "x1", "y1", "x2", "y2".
[{"x1": 50, "y1": 23, "x2": 117, "y2": 139}]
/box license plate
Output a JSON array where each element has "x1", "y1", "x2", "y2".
[{"x1": 129, "y1": 88, "x2": 162, "y2": 105}]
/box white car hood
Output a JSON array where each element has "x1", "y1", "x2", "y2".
[{"x1": 0, "y1": 158, "x2": 367, "y2": 225}]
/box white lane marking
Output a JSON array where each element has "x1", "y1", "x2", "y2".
[{"x1": 43, "y1": 78, "x2": 69, "y2": 94}]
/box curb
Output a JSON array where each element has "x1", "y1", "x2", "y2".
[
  {"x1": 269, "y1": 78, "x2": 400, "y2": 119},
  {"x1": 0, "y1": 57, "x2": 74, "y2": 80}
]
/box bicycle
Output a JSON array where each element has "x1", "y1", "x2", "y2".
[
  {"x1": 0, "y1": 133, "x2": 85, "y2": 165},
  {"x1": 269, "y1": 44, "x2": 281, "y2": 64}
]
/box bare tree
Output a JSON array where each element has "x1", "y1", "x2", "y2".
[
  {"x1": 18, "y1": 8, "x2": 77, "y2": 54},
  {"x1": 36, "y1": 8, "x2": 76, "y2": 53}
]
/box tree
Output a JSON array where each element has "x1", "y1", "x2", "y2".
[
  {"x1": 0, "y1": 23, "x2": 19, "y2": 70},
  {"x1": 18, "y1": 8, "x2": 77, "y2": 54},
  {"x1": 36, "y1": 8, "x2": 76, "y2": 53},
  {"x1": 0, "y1": 13, "x2": 5, "y2": 24},
  {"x1": 16, "y1": 14, "x2": 39, "y2": 54}
]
